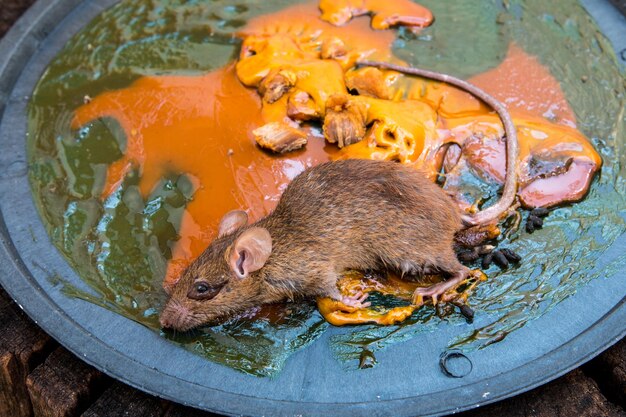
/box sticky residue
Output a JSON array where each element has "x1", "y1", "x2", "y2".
[{"x1": 28, "y1": 0, "x2": 625, "y2": 375}]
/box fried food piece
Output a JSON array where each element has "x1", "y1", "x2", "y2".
[
  {"x1": 258, "y1": 69, "x2": 297, "y2": 103},
  {"x1": 320, "y1": 0, "x2": 433, "y2": 30},
  {"x1": 371, "y1": 9, "x2": 432, "y2": 31},
  {"x1": 253, "y1": 122, "x2": 307, "y2": 153},
  {"x1": 323, "y1": 94, "x2": 368, "y2": 147},
  {"x1": 287, "y1": 90, "x2": 322, "y2": 121},
  {"x1": 319, "y1": 0, "x2": 366, "y2": 26},
  {"x1": 320, "y1": 36, "x2": 348, "y2": 60},
  {"x1": 345, "y1": 67, "x2": 392, "y2": 99}
]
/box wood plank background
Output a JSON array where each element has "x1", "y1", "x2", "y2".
[{"x1": 1, "y1": 1, "x2": 625, "y2": 415}]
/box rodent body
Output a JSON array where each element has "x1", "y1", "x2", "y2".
[{"x1": 160, "y1": 159, "x2": 468, "y2": 331}]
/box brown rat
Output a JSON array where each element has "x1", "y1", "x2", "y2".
[{"x1": 160, "y1": 159, "x2": 470, "y2": 331}]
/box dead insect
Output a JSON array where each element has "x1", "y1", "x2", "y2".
[
  {"x1": 457, "y1": 250, "x2": 480, "y2": 263},
  {"x1": 492, "y1": 251, "x2": 509, "y2": 268},
  {"x1": 481, "y1": 248, "x2": 521, "y2": 269},
  {"x1": 454, "y1": 302, "x2": 475, "y2": 322},
  {"x1": 526, "y1": 208, "x2": 550, "y2": 233}
]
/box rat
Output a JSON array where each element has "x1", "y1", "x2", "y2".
[
  {"x1": 160, "y1": 159, "x2": 474, "y2": 331},
  {"x1": 160, "y1": 62, "x2": 521, "y2": 331}
]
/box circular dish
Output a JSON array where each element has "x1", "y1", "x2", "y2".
[{"x1": 0, "y1": 1, "x2": 625, "y2": 416}]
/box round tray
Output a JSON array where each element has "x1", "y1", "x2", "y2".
[{"x1": 1, "y1": 1, "x2": 625, "y2": 416}]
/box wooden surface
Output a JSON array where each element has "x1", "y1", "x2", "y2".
[
  {"x1": 0, "y1": 288, "x2": 55, "y2": 417},
  {"x1": 1, "y1": 2, "x2": 625, "y2": 416},
  {"x1": 2, "y1": 283, "x2": 626, "y2": 417},
  {"x1": 26, "y1": 347, "x2": 110, "y2": 417}
]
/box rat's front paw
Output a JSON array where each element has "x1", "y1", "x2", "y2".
[{"x1": 341, "y1": 291, "x2": 371, "y2": 309}]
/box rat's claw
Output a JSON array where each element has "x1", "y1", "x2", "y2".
[
  {"x1": 356, "y1": 292, "x2": 370, "y2": 304},
  {"x1": 341, "y1": 291, "x2": 371, "y2": 308},
  {"x1": 412, "y1": 280, "x2": 458, "y2": 306},
  {"x1": 412, "y1": 293, "x2": 424, "y2": 305}
]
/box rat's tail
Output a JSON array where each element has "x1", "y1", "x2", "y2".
[{"x1": 357, "y1": 60, "x2": 518, "y2": 227}]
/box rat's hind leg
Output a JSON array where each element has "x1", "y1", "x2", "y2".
[{"x1": 412, "y1": 258, "x2": 470, "y2": 305}]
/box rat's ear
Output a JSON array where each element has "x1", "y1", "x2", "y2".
[
  {"x1": 218, "y1": 210, "x2": 248, "y2": 237},
  {"x1": 229, "y1": 227, "x2": 272, "y2": 279}
]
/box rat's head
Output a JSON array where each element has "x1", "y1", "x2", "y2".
[{"x1": 159, "y1": 210, "x2": 273, "y2": 331}]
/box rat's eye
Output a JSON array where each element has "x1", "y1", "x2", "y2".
[{"x1": 187, "y1": 280, "x2": 222, "y2": 300}]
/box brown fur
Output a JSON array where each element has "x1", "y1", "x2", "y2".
[{"x1": 160, "y1": 159, "x2": 466, "y2": 331}]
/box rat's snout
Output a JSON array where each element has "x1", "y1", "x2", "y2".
[
  {"x1": 159, "y1": 313, "x2": 175, "y2": 330},
  {"x1": 160, "y1": 299, "x2": 193, "y2": 331}
]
